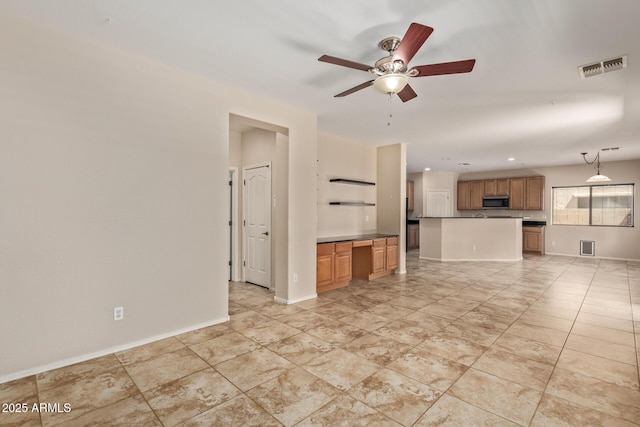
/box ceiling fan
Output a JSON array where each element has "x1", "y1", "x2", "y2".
[{"x1": 318, "y1": 23, "x2": 476, "y2": 102}]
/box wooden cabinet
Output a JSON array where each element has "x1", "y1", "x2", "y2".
[
  {"x1": 523, "y1": 226, "x2": 545, "y2": 255},
  {"x1": 469, "y1": 181, "x2": 484, "y2": 210},
  {"x1": 371, "y1": 239, "x2": 386, "y2": 274},
  {"x1": 316, "y1": 242, "x2": 352, "y2": 293},
  {"x1": 317, "y1": 236, "x2": 398, "y2": 292},
  {"x1": 316, "y1": 243, "x2": 335, "y2": 290},
  {"x1": 525, "y1": 176, "x2": 544, "y2": 210},
  {"x1": 484, "y1": 179, "x2": 509, "y2": 196},
  {"x1": 407, "y1": 223, "x2": 419, "y2": 249},
  {"x1": 458, "y1": 176, "x2": 543, "y2": 211},
  {"x1": 458, "y1": 180, "x2": 484, "y2": 210},
  {"x1": 509, "y1": 178, "x2": 526, "y2": 210},
  {"x1": 386, "y1": 237, "x2": 398, "y2": 270},
  {"x1": 510, "y1": 176, "x2": 544, "y2": 211},
  {"x1": 407, "y1": 180, "x2": 414, "y2": 211},
  {"x1": 457, "y1": 181, "x2": 470, "y2": 210}
]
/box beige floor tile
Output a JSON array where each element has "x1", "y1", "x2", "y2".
[
  {"x1": 472, "y1": 348, "x2": 554, "y2": 391},
  {"x1": 37, "y1": 354, "x2": 124, "y2": 391},
  {"x1": 278, "y1": 310, "x2": 333, "y2": 331},
  {"x1": 123, "y1": 347, "x2": 208, "y2": 391},
  {"x1": 416, "y1": 394, "x2": 520, "y2": 426},
  {"x1": 189, "y1": 331, "x2": 261, "y2": 366},
  {"x1": 266, "y1": 332, "x2": 335, "y2": 365},
  {"x1": 387, "y1": 349, "x2": 468, "y2": 392},
  {"x1": 228, "y1": 310, "x2": 273, "y2": 330},
  {"x1": 448, "y1": 368, "x2": 543, "y2": 426},
  {"x1": 576, "y1": 312, "x2": 634, "y2": 332},
  {"x1": 373, "y1": 319, "x2": 432, "y2": 346},
  {"x1": 557, "y1": 348, "x2": 639, "y2": 390},
  {"x1": 517, "y1": 311, "x2": 574, "y2": 332},
  {"x1": 175, "y1": 323, "x2": 232, "y2": 346},
  {"x1": 341, "y1": 333, "x2": 412, "y2": 365},
  {"x1": 571, "y1": 321, "x2": 636, "y2": 346},
  {"x1": 214, "y1": 348, "x2": 294, "y2": 392},
  {"x1": 505, "y1": 321, "x2": 569, "y2": 347},
  {"x1": 0, "y1": 376, "x2": 40, "y2": 427},
  {"x1": 178, "y1": 394, "x2": 280, "y2": 426},
  {"x1": 545, "y1": 368, "x2": 640, "y2": 424},
  {"x1": 443, "y1": 320, "x2": 502, "y2": 347},
  {"x1": 305, "y1": 319, "x2": 368, "y2": 345},
  {"x1": 348, "y1": 368, "x2": 442, "y2": 426},
  {"x1": 298, "y1": 394, "x2": 401, "y2": 426},
  {"x1": 338, "y1": 310, "x2": 391, "y2": 332},
  {"x1": 115, "y1": 337, "x2": 185, "y2": 366},
  {"x1": 492, "y1": 333, "x2": 562, "y2": 365},
  {"x1": 531, "y1": 394, "x2": 638, "y2": 427},
  {"x1": 302, "y1": 348, "x2": 380, "y2": 391},
  {"x1": 365, "y1": 302, "x2": 415, "y2": 320},
  {"x1": 565, "y1": 333, "x2": 637, "y2": 365},
  {"x1": 237, "y1": 319, "x2": 301, "y2": 346},
  {"x1": 54, "y1": 394, "x2": 161, "y2": 427},
  {"x1": 309, "y1": 302, "x2": 359, "y2": 318},
  {"x1": 39, "y1": 364, "x2": 138, "y2": 426},
  {"x1": 144, "y1": 368, "x2": 240, "y2": 426},
  {"x1": 246, "y1": 367, "x2": 340, "y2": 426},
  {"x1": 415, "y1": 331, "x2": 487, "y2": 366}
]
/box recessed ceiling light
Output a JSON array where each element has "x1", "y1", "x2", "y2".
[
  {"x1": 441, "y1": 157, "x2": 451, "y2": 161},
  {"x1": 508, "y1": 157, "x2": 515, "y2": 161},
  {"x1": 424, "y1": 167, "x2": 431, "y2": 171},
  {"x1": 458, "y1": 162, "x2": 471, "y2": 166}
]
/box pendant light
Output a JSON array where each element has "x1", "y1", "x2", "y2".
[{"x1": 581, "y1": 152, "x2": 611, "y2": 183}]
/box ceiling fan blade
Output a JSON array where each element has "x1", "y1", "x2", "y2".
[
  {"x1": 392, "y1": 23, "x2": 434, "y2": 66},
  {"x1": 413, "y1": 59, "x2": 476, "y2": 77},
  {"x1": 318, "y1": 55, "x2": 372, "y2": 72},
  {"x1": 334, "y1": 80, "x2": 374, "y2": 97},
  {"x1": 397, "y1": 84, "x2": 417, "y2": 102}
]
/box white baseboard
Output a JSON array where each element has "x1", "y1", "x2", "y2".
[
  {"x1": 0, "y1": 316, "x2": 229, "y2": 384},
  {"x1": 419, "y1": 256, "x2": 523, "y2": 262},
  {"x1": 274, "y1": 294, "x2": 317, "y2": 305}
]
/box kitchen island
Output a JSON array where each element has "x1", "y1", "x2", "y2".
[{"x1": 419, "y1": 217, "x2": 522, "y2": 261}]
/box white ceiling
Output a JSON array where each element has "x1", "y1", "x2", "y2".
[{"x1": 5, "y1": 0, "x2": 640, "y2": 173}]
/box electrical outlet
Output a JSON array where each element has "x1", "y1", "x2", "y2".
[
  {"x1": 293, "y1": 273, "x2": 298, "y2": 282},
  {"x1": 114, "y1": 306, "x2": 124, "y2": 321}
]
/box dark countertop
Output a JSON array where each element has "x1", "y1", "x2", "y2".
[
  {"x1": 317, "y1": 233, "x2": 398, "y2": 244},
  {"x1": 522, "y1": 220, "x2": 547, "y2": 227}
]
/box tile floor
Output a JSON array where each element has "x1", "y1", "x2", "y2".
[{"x1": 2, "y1": 252, "x2": 640, "y2": 426}]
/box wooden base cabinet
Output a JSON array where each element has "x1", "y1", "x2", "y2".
[
  {"x1": 407, "y1": 224, "x2": 419, "y2": 249},
  {"x1": 316, "y1": 242, "x2": 353, "y2": 293},
  {"x1": 523, "y1": 226, "x2": 545, "y2": 255}
]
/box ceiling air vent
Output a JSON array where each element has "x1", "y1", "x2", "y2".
[{"x1": 579, "y1": 55, "x2": 627, "y2": 79}]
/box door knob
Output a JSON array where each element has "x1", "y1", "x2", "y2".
[{"x1": 262, "y1": 231, "x2": 269, "y2": 236}]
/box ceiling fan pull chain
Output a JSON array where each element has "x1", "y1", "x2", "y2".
[{"x1": 387, "y1": 93, "x2": 393, "y2": 126}]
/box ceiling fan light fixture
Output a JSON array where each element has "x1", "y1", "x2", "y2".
[{"x1": 373, "y1": 73, "x2": 409, "y2": 94}]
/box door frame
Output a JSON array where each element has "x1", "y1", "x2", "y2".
[
  {"x1": 242, "y1": 161, "x2": 272, "y2": 289},
  {"x1": 228, "y1": 167, "x2": 239, "y2": 282}
]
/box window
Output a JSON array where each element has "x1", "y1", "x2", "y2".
[{"x1": 552, "y1": 184, "x2": 634, "y2": 227}]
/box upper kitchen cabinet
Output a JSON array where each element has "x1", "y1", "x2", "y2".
[
  {"x1": 510, "y1": 176, "x2": 545, "y2": 210},
  {"x1": 407, "y1": 180, "x2": 414, "y2": 211},
  {"x1": 457, "y1": 180, "x2": 485, "y2": 210},
  {"x1": 525, "y1": 176, "x2": 544, "y2": 210},
  {"x1": 484, "y1": 179, "x2": 509, "y2": 196}
]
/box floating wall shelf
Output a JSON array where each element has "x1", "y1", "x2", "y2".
[
  {"x1": 329, "y1": 178, "x2": 376, "y2": 186},
  {"x1": 329, "y1": 202, "x2": 376, "y2": 206}
]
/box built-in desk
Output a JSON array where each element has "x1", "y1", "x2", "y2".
[{"x1": 316, "y1": 234, "x2": 398, "y2": 293}]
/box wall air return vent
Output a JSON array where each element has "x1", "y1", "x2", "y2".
[
  {"x1": 579, "y1": 55, "x2": 627, "y2": 79},
  {"x1": 580, "y1": 240, "x2": 595, "y2": 256}
]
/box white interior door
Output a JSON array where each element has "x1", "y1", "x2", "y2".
[
  {"x1": 426, "y1": 190, "x2": 451, "y2": 217},
  {"x1": 243, "y1": 164, "x2": 271, "y2": 288}
]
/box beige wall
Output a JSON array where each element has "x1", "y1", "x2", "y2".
[
  {"x1": 460, "y1": 159, "x2": 640, "y2": 261},
  {"x1": 317, "y1": 132, "x2": 377, "y2": 237},
  {"x1": 0, "y1": 9, "x2": 317, "y2": 380},
  {"x1": 377, "y1": 144, "x2": 407, "y2": 274}
]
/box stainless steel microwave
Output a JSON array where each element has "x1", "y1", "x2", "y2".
[{"x1": 482, "y1": 196, "x2": 509, "y2": 209}]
